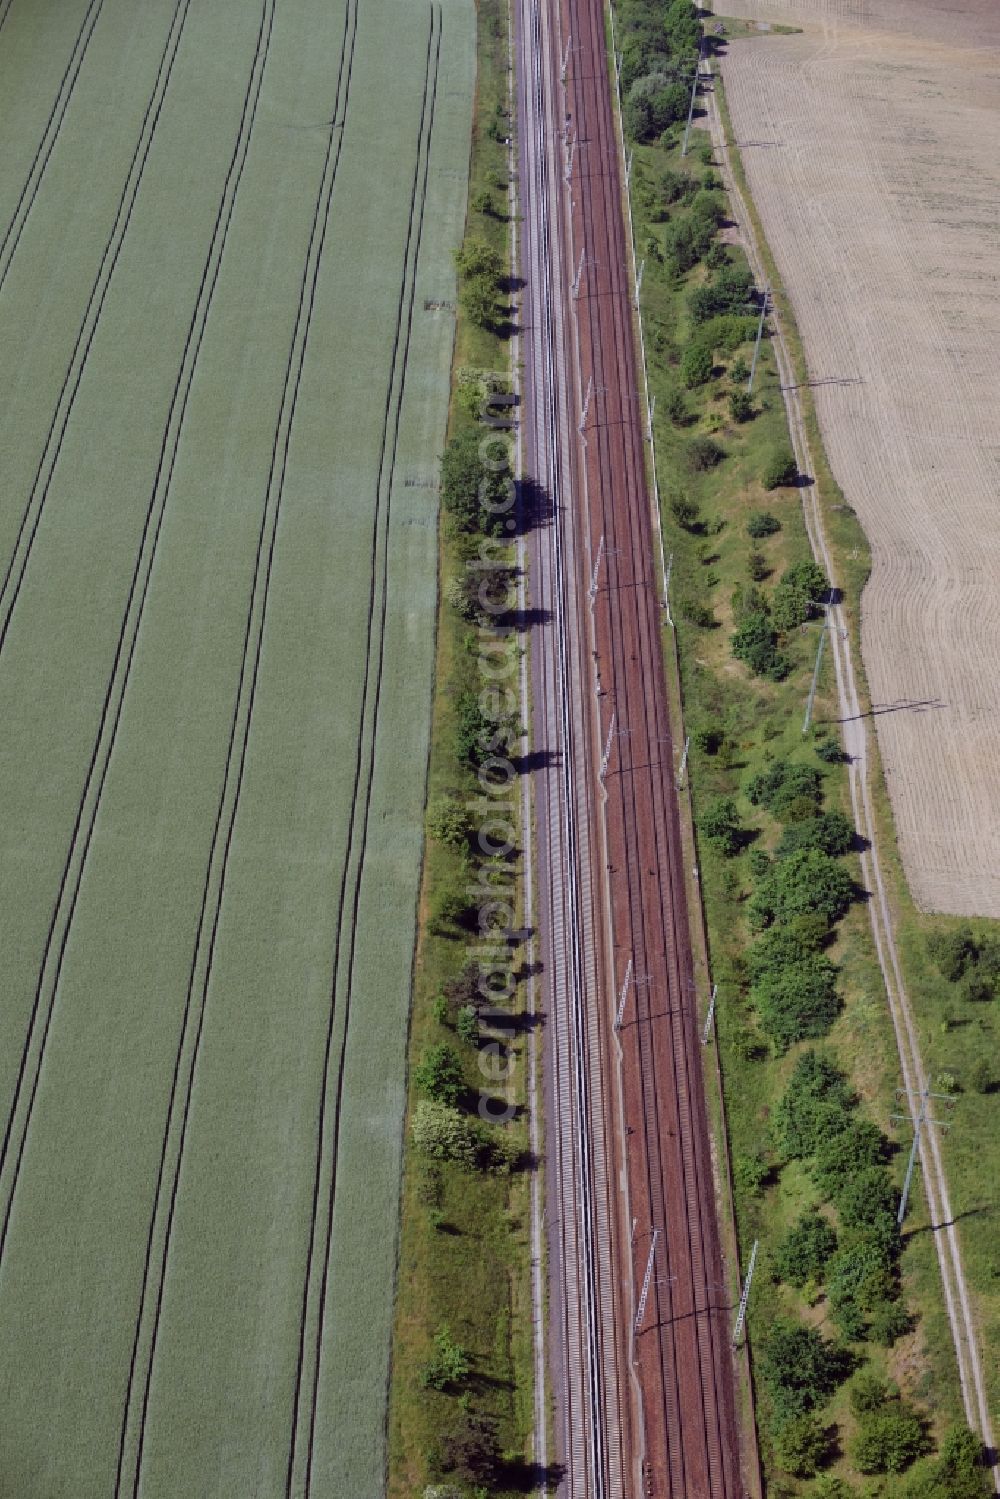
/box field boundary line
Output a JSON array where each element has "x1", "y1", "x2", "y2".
[
  {"x1": 0, "y1": 0, "x2": 16, "y2": 41},
  {"x1": 0, "y1": 0, "x2": 106, "y2": 292},
  {"x1": 0, "y1": 0, "x2": 193, "y2": 659},
  {"x1": 0, "y1": 0, "x2": 274, "y2": 1281},
  {"x1": 108, "y1": 7, "x2": 361, "y2": 1492},
  {"x1": 704, "y1": 63, "x2": 999, "y2": 1487},
  {"x1": 284, "y1": 12, "x2": 444, "y2": 1497}
]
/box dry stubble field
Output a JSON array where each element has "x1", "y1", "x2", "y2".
[
  {"x1": 713, "y1": 0, "x2": 1000, "y2": 916},
  {"x1": 0, "y1": 0, "x2": 472, "y2": 1494}
]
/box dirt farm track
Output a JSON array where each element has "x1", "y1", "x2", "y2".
[{"x1": 714, "y1": 0, "x2": 1000, "y2": 916}]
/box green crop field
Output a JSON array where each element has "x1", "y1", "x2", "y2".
[{"x1": 0, "y1": 0, "x2": 473, "y2": 1494}]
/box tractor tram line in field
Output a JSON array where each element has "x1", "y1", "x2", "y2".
[
  {"x1": 0, "y1": 0, "x2": 194, "y2": 657},
  {"x1": 283, "y1": 11, "x2": 442, "y2": 1497},
  {"x1": 0, "y1": 0, "x2": 106, "y2": 292},
  {"x1": 111, "y1": 6, "x2": 364, "y2": 1492},
  {"x1": 0, "y1": 0, "x2": 281, "y2": 1277}
]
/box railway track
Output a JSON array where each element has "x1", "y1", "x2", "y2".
[{"x1": 516, "y1": 0, "x2": 745, "y2": 1493}]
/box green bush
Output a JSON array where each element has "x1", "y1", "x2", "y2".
[
  {"x1": 731, "y1": 610, "x2": 789, "y2": 681},
  {"x1": 681, "y1": 340, "x2": 714, "y2": 388},
  {"x1": 698, "y1": 797, "x2": 743, "y2": 857},
  {"x1": 774, "y1": 1413, "x2": 829, "y2": 1477},
  {"x1": 427, "y1": 796, "x2": 472, "y2": 849},
  {"x1": 420, "y1": 1326, "x2": 471, "y2": 1391},
  {"x1": 777, "y1": 811, "x2": 854, "y2": 858},
  {"x1": 748, "y1": 549, "x2": 769, "y2": 581},
  {"x1": 414, "y1": 1043, "x2": 466, "y2": 1106},
  {"x1": 852, "y1": 1406, "x2": 927, "y2": 1474},
  {"x1": 749, "y1": 849, "x2": 855, "y2": 929},
  {"x1": 815, "y1": 734, "x2": 847, "y2": 764},
  {"x1": 690, "y1": 264, "x2": 755, "y2": 323},
  {"x1": 763, "y1": 443, "x2": 798, "y2": 490},
  {"x1": 748, "y1": 922, "x2": 828, "y2": 983},
  {"x1": 926, "y1": 926, "x2": 977, "y2": 982},
  {"x1": 729, "y1": 389, "x2": 754, "y2": 424},
  {"x1": 849, "y1": 1369, "x2": 899, "y2": 1416},
  {"x1": 774, "y1": 1050, "x2": 855, "y2": 1159},
  {"x1": 905, "y1": 1426, "x2": 987, "y2": 1499},
  {"x1": 759, "y1": 1321, "x2": 849, "y2": 1419},
  {"x1": 811, "y1": 1118, "x2": 889, "y2": 1197},
  {"x1": 747, "y1": 509, "x2": 781, "y2": 538},
  {"x1": 412, "y1": 1101, "x2": 480, "y2": 1167},
  {"x1": 441, "y1": 426, "x2": 511, "y2": 535},
  {"x1": 775, "y1": 1212, "x2": 838, "y2": 1288},
  {"x1": 745, "y1": 761, "x2": 823, "y2": 816},
  {"x1": 624, "y1": 72, "x2": 691, "y2": 142},
  {"x1": 751, "y1": 955, "x2": 840, "y2": 1049},
  {"x1": 686, "y1": 434, "x2": 725, "y2": 471}
]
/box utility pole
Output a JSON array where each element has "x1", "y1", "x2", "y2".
[
  {"x1": 701, "y1": 983, "x2": 718, "y2": 1045},
  {"x1": 681, "y1": 42, "x2": 703, "y2": 158},
  {"x1": 646, "y1": 394, "x2": 655, "y2": 444},
  {"x1": 625, "y1": 149, "x2": 633, "y2": 187},
  {"x1": 675, "y1": 734, "x2": 690, "y2": 789},
  {"x1": 635, "y1": 258, "x2": 645, "y2": 310},
  {"x1": 664, "y1": 551, "x2": 674, "y2": 627},
  {"x1": 600, "y1": 709, "x2": 616, "y2": 781},
  {"x1": 615, "y1": 957, "x2": 633, "y2": 1030},
  {"x1": 747, "y1": 284, "x2": 770, "y2": 393},
  {"x1": 802, "y1": 619, "x2": 828, "y2": 734},
  {"x1": 572, "y1": 247, "x2": 585, "y2": 299},
  {"x1": 892, "y1": 1085, "x2": 955, "y2": 1225},
  {"x1": 579, "y1": 375, "x2": 592, "y2": 434},
  {"x1": 732, "y1": 1239, "x2": 758, "y2": 1346},
  {"x1": 589, "y1": 533, "x2": 605, "y2": 602},
  {"x1": 635, "y1": 1230, "x2": 659, "y2": 1331},
  {"x1": 564, "y1": 131, "x2": 575, "y2": 185},
  {"x1": 561, "y1": 33, "x2": 572, "y2": 82}
]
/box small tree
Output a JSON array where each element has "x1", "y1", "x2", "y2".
[
  {"x1": 698, "y1": 797, "x2": 743, "y2": 857},
  {"x1": 420, "y1": 1326, "x2": 471, "y2": 1391},
  {"x1": 686, "y1": 435, "x2": 725, "y2": 471},
  {"x1": 747, "y1": 509, "x2": 781, "y2": 539},
  {"x1": 926, "y1": 926, "x2": 977, "y2": 982},
  {"x1": 852, "y1": 1406, "x2": 927, "y2": 1474},
  {"x1": 775, "y1": 1211, "x2": 838, "y2": 1289},
  {"x1": 850, "y1": 1368, "x2": 899, "y2": 1417},
  {"x1": 731, "y1": 611, "x2": 789, "y2": 681},
  {"x1": 774, "y1": 1412, "x2": 829, "y2": 1477},
  {"x1": 681, "y1": 341, "x2": 714, "y2": 388},
  {"x1": 763, "y1": 443, "x2": 798, "y2": 489},
  {"x1": 729, "y1": 389, "x2": 754, "y2": 423},
  {"x1": 414, "y1": 1043, "x2": 466, "y2": 1107},
  {"x1": 748, "y1": 549, "x2": 769, "y2": 581},
  {"x1": 777, "y1": 812, "x2": 854, "y2": 859},
  {"x1": 750, "y1": 849, "x2": 855, "y2": 929},
  {"x1": 751, "y1": 955, "x2": 840, "y2": 1050},
  {"x1": 411, "y1": 1100, "x2": 480, "y2": 1167},
  {"x1": 427, "y1": 797, "x2": 472, "y2": 849},
  {"x1": 438, "y1": 1410, "x2": 500, "y2": 1486},
  {"x1": 760, "y1": 1321, "x2": 849, "y2": 1420}
]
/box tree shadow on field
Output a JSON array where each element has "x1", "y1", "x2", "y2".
[{"x1": 500, "y1": 1457, "x2": 566, "y2": 1493}]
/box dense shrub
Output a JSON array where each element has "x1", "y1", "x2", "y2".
[
  {"x1": 729, "y1": 389, "x2": 754, "y2": 424},
  {"x1": 690, "y1": 264, "x2": 755, "y2": 323},
  {"x1": 811, "y1": 1117, "x2": 889, "y2": 1197},
  {"x1": 774, "y1": 1050, "x2": 855, "y2": 1159},
  {"x1": 686, "y1": 434, "x2": 725, "y2": 470},
  {"x1": 751, "y1": 954, "x2": 840, "y2": 1049},
  {"x1": 414, "y1": 1043, "x2": 466, "y2": 1106},
  {"x1": 698, "y1": 797, "x2": 744, "y2": 857},
  {"x1": 852, "y1": 1406, "x2": 927, "y2": 1474},
  {"x1": 624, "y1": 73, "x2": 690, "y2": 142},
  {"x1": 926, "y1": 926, "x2": 977, "y2": 982},
  {"x1": 760, "y1": 1321, "x2": 849, "y2": 1420},
  {"x1": 681, "y1": 340, "x2": 714, "y2": 388},
  {"x1": 747, "y1": 509, "x2": 781, "y2": 539},
  {"x1": 441, "y1": 426, "x2": 511, "y2": 535},
  {"x1": 731, "y1": 611, "x2": 789, "y2": 681},
  {"x1": 746, "y1": 761, "x2": 823, "y2": 817},
  {"x1": 775, "y1": 1211, "x2": 838, "y2": 1288},
  {"x1": 773, "y1": 1413, "x2": 829, "y2": 1477},
  {"x1": 905, "y1": 1426, "x2": 987, "y2": 1499},
  {"x1": 777, "y1": 811, "x2": 854, "y2": 858},
  {"x1": 750, "y1": 849, "x2": 855, "y2": 929},
  {"x1": 763, "y1": 442, "x2": 798, "y2": 489}
]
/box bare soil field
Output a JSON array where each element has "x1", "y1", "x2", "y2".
[{"x1": 713, "y1": 0, "x2": 1000, "y2": 915}]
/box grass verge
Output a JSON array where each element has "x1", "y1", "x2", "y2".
[{"x1": 387, "y1": 1, "x2": 538, "y2": 1494}]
